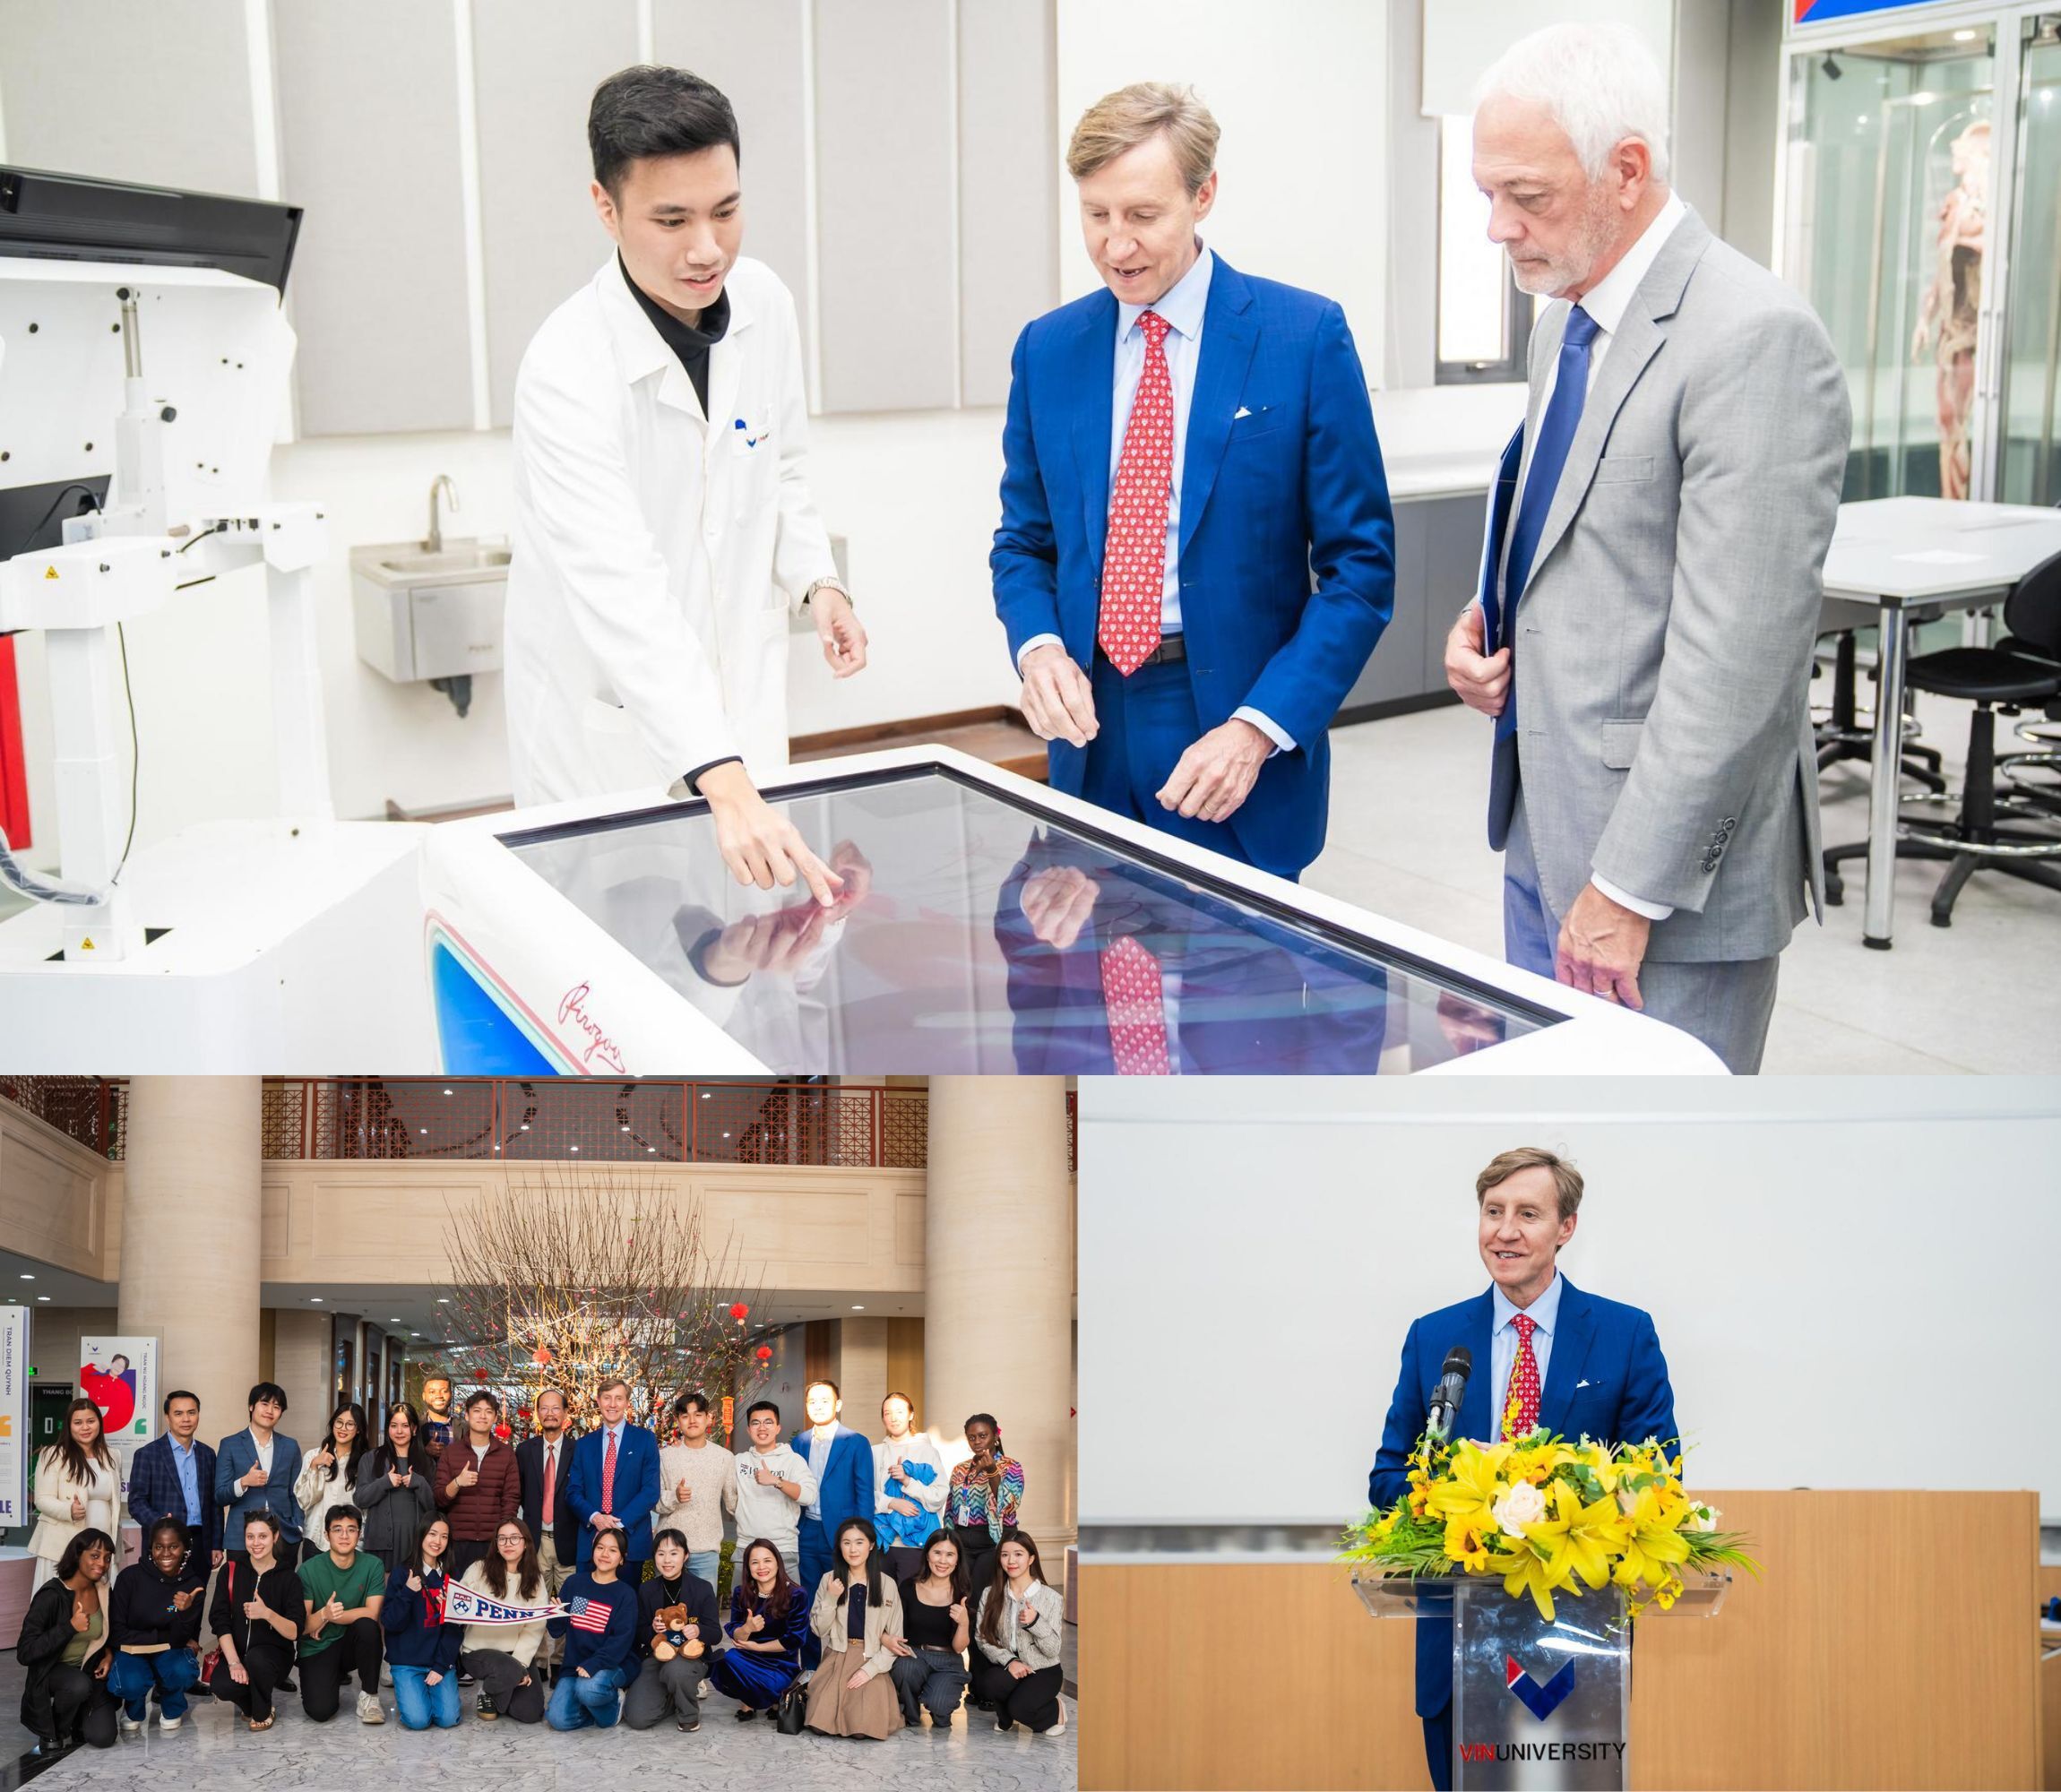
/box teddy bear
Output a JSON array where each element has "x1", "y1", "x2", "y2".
[{"x1": 651, "y1": 1605, "x2": 704, "y2": 1660}]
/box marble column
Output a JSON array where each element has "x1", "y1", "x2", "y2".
[
  {"x1": 832, "y1": 1316, "x2": 889, "y2": 1437},
  {"x1": 925, "y1": 1077, "x2": 1075, "y2": 1572},
  {"x1": 116, "y1": 1078, "x2": 263, "y2": 1446}
]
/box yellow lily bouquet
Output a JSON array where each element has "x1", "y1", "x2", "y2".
[{"x1": 1340, "y1": 1431, "x2": 1757, "y2": 1622}]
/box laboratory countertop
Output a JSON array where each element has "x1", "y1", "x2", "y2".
[{"x1": 1369, "y1": 381, "x2": 1526, "y2": 501}]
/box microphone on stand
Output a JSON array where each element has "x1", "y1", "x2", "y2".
[{"x1": 1425, "y1": 1345, "x2": 1471, "y2": 1443}]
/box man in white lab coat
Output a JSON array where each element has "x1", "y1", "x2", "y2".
[{"x1": 505, "y1": 65, "x2": 866, "y2": 903}]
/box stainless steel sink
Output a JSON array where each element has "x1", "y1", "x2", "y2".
[
  {"x1": 351, "y1": 535, "x2": 511, "y2": 702},
  {"x1": 352, "y1": 538, "x2": 512, "y2": 588}
]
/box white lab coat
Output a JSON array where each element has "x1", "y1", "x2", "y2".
[{"x1": 504, "y1": 254, "x2": 839, "y2": 807}]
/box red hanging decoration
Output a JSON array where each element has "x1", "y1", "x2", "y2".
[
  {"x1": 532, "y1": 1344, "x2": 555, "y2": 1366},
  {"x1": 755, "y1": 1345, "x2": 772, "y2": 1363},
  {"x1": 729, "y1": 1302, "x2": 749, "y2": 1322}
]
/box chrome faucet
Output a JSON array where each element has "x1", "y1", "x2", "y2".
[{"x1": 426, "y1": 474, "x2": 459, "y2": 554}]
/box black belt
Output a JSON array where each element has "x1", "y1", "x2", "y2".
[{"x1": 1097, "y1": 633, "x2": 1186, "y2": 669}]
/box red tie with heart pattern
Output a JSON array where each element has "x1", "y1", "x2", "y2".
[
  {"x1": 1099, "y1": 935, "x2": 1171, "y2": 1075},
  {"x1": 1503, "y1": 1313, "x2": 1541, "y2": 1441},
  {"x1": 1099, "y1": 310, "x2": 1175, "y2": 675}
]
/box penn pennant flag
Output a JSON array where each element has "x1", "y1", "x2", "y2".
[{"x1": 441, "y1": 1582, "x2": 569, "y2": 1627}]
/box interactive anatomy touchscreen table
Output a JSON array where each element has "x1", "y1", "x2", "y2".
[{"x1": 487, "y1": 765, "x2": 1557, "y2": 1074}]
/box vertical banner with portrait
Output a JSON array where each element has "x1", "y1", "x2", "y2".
[
  {"x1": 82, "y1": 1332, "x2": 160, "y2": 1499},
  {"x1": 0, "y1": 1305, "x2": 28, "y2": 1527}
]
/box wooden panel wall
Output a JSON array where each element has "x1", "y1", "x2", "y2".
[{"x1": 1081, "y1": 1491, "x2": 2044, "y2": 1791}]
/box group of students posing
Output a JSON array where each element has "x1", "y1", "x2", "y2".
[{"x1": 17, "y1": 1374, "x2": 1063, "y2": 1754}]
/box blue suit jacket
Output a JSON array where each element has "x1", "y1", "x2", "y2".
[
  {"x1": 991, "y1": 255, "x2": 1395, "y2": 877},
  {"x1": 213, "y1": 1428, "x2": 306, "y2": 1550},
  {"x1": 802, "y1": 1426, "x2": 875, "y2": 1540},
  {"x1": 1367, "y1": 1277, "x2": 1677, "y2": 1719},
  {"x1": 128, "y1": 1434, "x2": 220, "y2": 1557},
  {"x1": 566, "y1": 1423, "x2": 662, "y2": 1566}
]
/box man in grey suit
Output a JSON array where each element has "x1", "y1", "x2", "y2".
[{"x1": 1443, "y1": 22, "x2": 1850, "y2": 1074}]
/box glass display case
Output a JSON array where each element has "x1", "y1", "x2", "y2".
[
  {"x1": 1785, "y1": 22, "x2": 1998, "y2": 500},
  {"x1": 2000, "y1": 15, "x2": 2061, "y2": 505},
  {"x1": 1783, "y1": 6, "x2": 2061, "y2": 506}
]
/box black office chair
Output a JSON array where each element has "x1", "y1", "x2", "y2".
[
  {"x1": 1812, "y1": 624, "x2": 1947, "y2": 792},
  {"x1": 1824, "y1": 548, "x2": 2061, "y2": 926}
]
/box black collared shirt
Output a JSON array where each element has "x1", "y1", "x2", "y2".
[{"x1": 619, "y1": 253, "x2": 731, "y2": 418}]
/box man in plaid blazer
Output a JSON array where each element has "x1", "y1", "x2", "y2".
[{"x1": 127, "y1": 1389, "x2": 223, "y2": 1571}]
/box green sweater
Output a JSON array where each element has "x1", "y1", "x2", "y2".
[{"x1": 297, "y1": 1550, "x2": 384, "y2": 1657}]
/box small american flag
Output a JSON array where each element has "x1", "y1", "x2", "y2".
[{"x1": 566, "y1": 1595, "x2": 611, "y2": 1635}]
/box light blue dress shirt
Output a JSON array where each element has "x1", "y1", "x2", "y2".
[
  {"x1": 804, "y1": 1427, "x2": 831, "y2": 1521},
  {"x1": 170, "y1": 1434, "x2": 203, "y2": 1525},
  {"x1": 1017, "y1": 244, "x2": 1290, "y2": 749},
  {"x1": 1488, "y1": 1271, "x2": 1564, "y2": 1439}
]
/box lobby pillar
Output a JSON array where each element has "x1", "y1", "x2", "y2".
[
  {"x1": 116, "y1": 1078, "x2": 263, "y2": 1451},
  {"x1": 926, "y1": 1077, "x2": 1074, "y2": 1570}
]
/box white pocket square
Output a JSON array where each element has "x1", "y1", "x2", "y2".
[
  {"x1": 1576, "y1": 1379, "x2": 1592, "y2": 1389},
  {"x1": 1234, "y1": 405, "x2": 1252, "y2": 418}
]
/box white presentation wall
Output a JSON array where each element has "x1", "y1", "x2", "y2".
[{"x1": 1079, "y1": 1078, "x2": 2061, "y2": 1525}]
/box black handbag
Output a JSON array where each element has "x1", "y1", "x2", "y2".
[{"x1": 774, "y1": 1676, "x2": 807, "y2": 1735}]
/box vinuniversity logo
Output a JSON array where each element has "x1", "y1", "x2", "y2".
[
  {"x1": 1462, "y1": 1659, "x2": 1623, "y2": 1769},
  {"x1": 1505, "y1": 1654, "x2": 1575, "y2": 1720}
]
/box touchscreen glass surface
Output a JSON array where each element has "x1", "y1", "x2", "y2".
[{"x1": 503, "y1": 769, "x2": 1556, "y2": 1073}]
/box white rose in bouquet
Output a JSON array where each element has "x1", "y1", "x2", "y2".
[
  {"x1": 1689, "y1": 1504, "x2": 1720, "y2": 1532},
  {"x1": 1492, "y1": 1481, "x2": 1548, "y2": 1539}
]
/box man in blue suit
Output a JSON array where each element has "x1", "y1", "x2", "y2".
[
  {"x1": 566, "y1": 1377, "x2": 660, "y2": 1571},
  {"x1": 128, "y1": 1390, "x2": 222, "y2": 1574},
  {"x1": 794, "y1": 1379, "x2": 877, "y2": 1668},
  {"x1": 992, "y1": 82, "x2": 1393, "y2": 883},
  {"x1": 214, "y1": 1381, "x2": 305, "y2": 1564},
  {"x1": 1369, "y1": 1148, "x2": 1677, "y2": 1791}
]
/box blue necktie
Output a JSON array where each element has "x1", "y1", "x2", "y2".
[{"x1": 1496, "y1": 305, "x2": 1600, "y2": 740}]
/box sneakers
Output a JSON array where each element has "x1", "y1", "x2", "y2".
[
  {"x1": 476, "y1": 1693, "x2": 499, "y2": 1721},
  {"x1": 358, "y1": 1692, "x2": 385, "y2": 1725},
  {"x1": 160, "y1": 1713, "x2": 184, "y2": 1732},
  {"x1": 1049, "y1": 1696, "x2": 1067, "y2": 1735},
  {"x1": 119, "y1": 1715, "x2": 143, "y2": 1736}
]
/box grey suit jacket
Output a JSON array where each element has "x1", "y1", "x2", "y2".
[{"x1": 1487, "y1": 206, "x2": 1850, "y2": 964}]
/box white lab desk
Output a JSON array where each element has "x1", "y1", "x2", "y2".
[{"x1": 1820, "y1": 497, "x2": 2061, "y2": 946}]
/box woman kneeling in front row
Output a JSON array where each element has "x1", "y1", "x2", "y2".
[
  {"x1": 207, "y1": 1512, "x2": 302, "y2": 1732},
  {"x1": 805, "y1": 1517, "x2": 904, "y2": 1738},
  {"x1": 544, "y1": 1527, "x2": 640, "y2": 1730},
  {"x1": 707, "y1": 1538, "x2": 807, "y2": 1719},
  {"x1": 15, "y1": 1529, "x2": 118, "y2": 1754},
  {"x1": 624, "y1": 1528, "x2": 720, "y2": 1732},
  {"x1": 381, "y1": 1514, "x2": 462, "y2": 1729},
  {"x1": 888, "y1": 1530, "x2": 971, "y2": 1726},
  {"x1": 458, "y1": 1520, "x2": 548, "y2": 1724},
  {"x1": 970, "y1": 1530, "x2": 1067, "y2": 1735}
]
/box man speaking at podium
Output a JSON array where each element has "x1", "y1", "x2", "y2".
[{"x1": 1368, "y1": 1148, "x2": 1677, "y2": 1790}]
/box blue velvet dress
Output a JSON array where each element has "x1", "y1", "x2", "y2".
[{"x1": 709, "y1": 1587, "x2": 808, "y2": 1708}]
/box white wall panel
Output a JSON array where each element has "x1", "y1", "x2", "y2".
[
  {"x1": 474, "y1": 0, "x2": 640, "y2": 428},
  {"x1": 1081, "y1": 1078, "x2": 2061, "y2": 1522}
]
